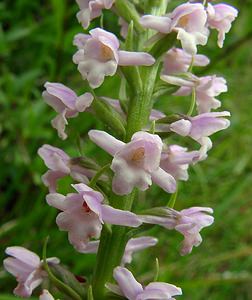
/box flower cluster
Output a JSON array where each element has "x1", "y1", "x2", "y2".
[{"x1": 3, "y1": 0, "x2": 238, "y2": 299}]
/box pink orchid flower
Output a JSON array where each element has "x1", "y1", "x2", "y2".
[
  {"x1": 140, "y1": 3, "x2": 209, "y2": 54},
  {"x1": 46, "y1": 183, "x2": 142, "y2": 252},
  {"x1": 38, "y1": 144, "x2": 93, "y2": 192},
  {"x1": 169, "y1": 111, "x2": 230, "y2": 158},
  {"x1": 107, "y1": 266, "x2": 182, "y2": 299},
  {"x1": 140, "y1": 206, "x2": 214, "y2": 255},
  {"x1": 73, "y1": 28, "x2": 155, "y2": 88},
  {"x1": 161, "y1": 145, "x2": 200, "y2": 181},
  {"x1": 88, "y1": 130, "x2": 177, "y2": 195},
  {"x1": 163, "y1": 47, "x2": 209, "y2": 75},
  {"x1": 207, "y1": 3, "x2": 238, "y2": 48},
  {"x1": 42, "y1": 82, "x2": 93, "y2": 140},
  {"x1": 3, "y1": 247, "x2": 59, "y2": 298},
  {"x1": 161, "y1": 74, "x2": 227, "y2": 113},
  {"x1": 76, "y1": 0, "x2": 114, "y2": 29}
]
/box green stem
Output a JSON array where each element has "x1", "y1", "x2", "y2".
[
  {"x1": 114, "y1": 0, "x2": 143, "y2": 32},
  {"x1": 167, "y1": 186, "x2": 178, "y2": 208},
  {"x1": 42, "y1": 237, "x2": 82, "y2": 300},
  {"x1": 126, "y1": 62, "x2": 160, "y2": 140},
  {"x1": 187, "y1": 87, "x2": 196, "y2": 116},
  {"x1": 188, "y1": 55, "x2": 194, "y2": 73},
  {"x1": 92, "y1": 191, "x2": 136, "y2": 299},
  {"x1": 89, "y1": 163, "x2": 110, "y2": 188}
]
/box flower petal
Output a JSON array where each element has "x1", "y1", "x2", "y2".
[
  {"x1": 88, "y1": 130, "x2": 125, "y2": 156},
  {"x1": 152, "y1": 168, "x2": 177, "y2": 193},
  {"x1": 101, "y1": 205, "x2": 142, "y2": 227},
  {"x1": 5, "y1": 247, "x2": 40, "y2": 268},
  {"x1": 113, "y1": 267, "x2": 143, "y2": 300},
  {"x1": 118, "y1": 51, "x2": 155, "y2": 66},
  {"x1": 140, "y1": 15, "x2": 172, "y2": 33}
]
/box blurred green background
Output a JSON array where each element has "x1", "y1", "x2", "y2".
[{"x1": 1, "y1": 0, "x2": 252, "y2": 299}]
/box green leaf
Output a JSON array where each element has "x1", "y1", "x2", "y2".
[
  {"x1": 149, "y1": 32, "x2": 177, "y2": 59},
  {"x1": 42, "y1": 237, "x2": 83, "y2": 300},
  {"x1": 154, "y1": 257, "x2": 160, "y2": 281},
  {"x1": 51, "y1": 264, "x2": 86, "y2": 298},
  {"x1": 91, "y1": 97, "x2": 126, "y2": 139},
  {"x1": 120, "y1": 21, "x2": 143, "y2": 92},
  {"x1": 114, "y1": 0, "x2": 143, "y2": 32},
  {"x1": 87, "y1": 285, "x2": 94, "y2": 300}
]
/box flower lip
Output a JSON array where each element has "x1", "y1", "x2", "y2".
[{"x1": 131, "y1": 147, "x2": 145, "y2": 162}]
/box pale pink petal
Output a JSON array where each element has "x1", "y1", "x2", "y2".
[
  {"x1": 38, "y1": 145, "x2": 70, "y2": 172},
  {"x1": 113, "y1": 267, "x2": 143, "y2": 300},
  {"x1": 111, "y1": 159, "x2": 152, "y2": 195},
  {"x1": 15, "y1": 270, "x2": 43, "y2": 298},
  {"x1": 5, "y1": 247, "x2": 40, "y2": 268},
  {"x1": 46, "y1": 193, "x2": 67, "y2": 211},
  {"x1": 41, "y1": 170, "x2": 65, "y2": 193},
  {"x1": 51, "y1": 110, "x2": 68, "y2": 140},
  {"x1": 161, "y1": 75, "x2": 195, "y2": 87},
  {"x1": 118, "y1": 51, "x2": 155, "y2": 66},
  {"x1": 75, "y1": 92, "x2": 94, "y2": 112},
  {"x1": 71, "y1": 182, "x2": 94, "y2": 193},
  {"x1": 81, "y1": 241, "x2": 100, "y2": 253},
  {"x1": 170, "y1": 119, "x2": 192, "y2": 136},
  {"x1": 152, "y1": 168, "x2": 177, "y2": 193},
  {"x1": 88, "y1": 130, "x2": 125, "y2": 155},
  {"x1": 149, "y1": 109, "x2": 165, "y2": 121},
  {"x1": 140, "y1": 15, "x2": 172, "y2": 33},
  {"x1": 43, "y1": 82, "x2": 77, "y2": 111},
  {"x1": 122, "y1": 237, "x2": 158, "y2": 265},
  {"x1": 4, "y1": 258, "x2": 34, "y2": 280},
  {"x1": 145, "y1": 282, "x2": 182, "y2": 295},
  {"x1": 73, "y1": 33, "x2": 90, "y2": 49},
  {"x1": 101, "y1": 205, "x2": 142, "y2": 227}
]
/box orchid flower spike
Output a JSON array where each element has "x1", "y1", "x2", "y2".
[
  {"x1": 73, "y1": 28, "x2": 155, "y2": 88},
  {"x1": 42, "y1": 82, "x2": 93, "y2": 140},
  {"x1": 140, "y1": 3, "x2": 209, "y2": 54},
  {"x1": 207, "y1": 3, "x2": 238, "y2": 48},
  {"x1": 161, "y1": 74, "x2": 228, "y2": 114},
  {"x1": 46, "y1": 183, "x2": 141, "y2": 252},
  {"x1": 40, "y1": 290, "x2": 55, "y2": 300},
  {"x1": 82, "y1": 236, "x2": 158, "y2": 266},
  {"x1": 76, "y1": 0, "x2": 114, "y2": 29},
  {"x1": 107, "y1": 266, "x2": 182, "y2": 299},
  {"x1": 162, "y1": 48, "x2": 209, "y2": 75},
  {"x1": 160, "y1": 145, "x2": 200, "y2": 181},
  {"x1": 140, "y1": 206, "x2": 214, "y2": 255},
  {"x1": 169, "y1": 111, "x2": 231, "y2": 159},
  {"x1": 3, "y1": 247, "x2": 59, "y2": 298},
  {"x1": 88, "y1": 130, "x2": 177, "y2": 195},
  {"x1": 38, "y1": 144, "x2": 94, "y2": 192}
]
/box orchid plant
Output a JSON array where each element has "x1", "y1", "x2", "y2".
[{"x1": 3, "y1": 0, "x2": 238, "y2": 299}]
